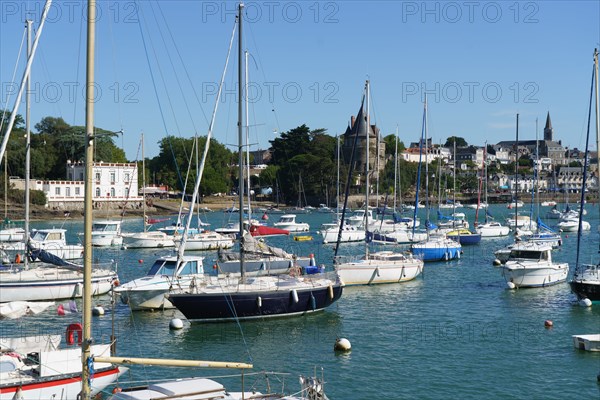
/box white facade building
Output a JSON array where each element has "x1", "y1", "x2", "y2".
[{"x1": 11, "y1": 162, "x2": 142, "y2": 209}]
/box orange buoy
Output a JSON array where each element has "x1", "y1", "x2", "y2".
[{"x1": 544, "y1": 320, "x2": 553, "y2": 328}]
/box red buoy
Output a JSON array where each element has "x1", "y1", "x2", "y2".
[
  {"x1": 138, "y1": 259, "x2": 143, "y2": 264},
  {"x1": 544, "y1": 320, "x2": 553, "y2": 328}
]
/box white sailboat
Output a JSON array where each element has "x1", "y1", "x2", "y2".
[
  {"x1": 0, "y1": 4, "x2": 126, "y2": 398},
  {"x1": 335, "y1": 81, "x2": 424, "y2": 285}
]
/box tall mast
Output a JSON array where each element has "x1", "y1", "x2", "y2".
[
  {"x1": 141, "y1": 133, "x2": 146, "y2": 232},
  {"x1": 424, "y1": 96, "x2": 430, "y2": 237},
  {"x1": 452, "y1": 140, "x2": 456, "y2": 228},
  {"x1": 364, "y1": 80, "x2": 370, "y2": 257},
  {"x1": 594, "y1": 48, "x2": 599, "y2": 253},
  {"x1": 24, "y1": 19, "x2": 32, "y2": 269},
  {"x1": 245, "y1": 50, "x2": 252, "y2": 223},
  {"x1": 394, "y1": 126, "x2": 398, "y2": 211},
  {"x1": 514, "y1": 113, "x2": 519, "y2": 232},
  {"x1": 237, "y1": 3, "x2": 245, "y2": 279},
  {"x1": 81, "y1": 0, "x2": 96, "y2": 396}
]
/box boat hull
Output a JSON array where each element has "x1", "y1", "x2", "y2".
[
  {"x1": 502, "y1": 263, "x2": 569, "y2": 287},
  {"x1": 320, "y1": 227, "x2": 365, "y2": 244},
  {"x1": 337, "y1": 259, "x2": 423, "y2": 285},
  {"x1": 122, "y1": 232, "x2": 175, "y2": 249},
  {"x1": 169, "y1": 283, "x2": 343, "y2": 322},
  {"x1": 569, "y1": 280, "x2": 600, "y2": 301},
  {"x1": 411, "y1": 239, "x2": 462, "y2": 262},
  {"x1": 0, "y1": 366, "x2": 124, "y2": 400},
  {"x1": 0, "y1": 269, "x2": 117, "y2": 302}
]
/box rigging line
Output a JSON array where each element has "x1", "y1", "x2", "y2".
[
  {"x1": 139, "y1": 2, "x2": 184, "y2": 140},
  {"x1": 155, "y1": 1, "x2": 210, "y2": 128},
  {"x1": 0, "y1": 25, "x2": 27, "y2": 133},
  {"x1": 107, "y1": 0, "x2": 124, "y2": 137},
  {"x1": 133, "y1": 0, "x2": 185, "y2": 189},
  {"x1": 575, "y1": 61, "x2": 596, "y2": 273},
  {"x1": 71, "y1": 6, "x2": 85, "y2": 131},
  {"x1": 148, "y1": 1, "x2": 199, "y2": 136}
]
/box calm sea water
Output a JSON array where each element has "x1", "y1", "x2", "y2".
[{"x1": 2, "y1": 204, "x2": 600, "y2": 399}]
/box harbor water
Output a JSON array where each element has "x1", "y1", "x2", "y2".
[{"x1": 1, "y1": 204, "x2": 599, "y2": 399}]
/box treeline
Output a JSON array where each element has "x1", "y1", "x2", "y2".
[{"x1": 1, "y1": 111, "x2": 479, "y2": 205}]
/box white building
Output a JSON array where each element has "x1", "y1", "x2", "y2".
[{"x1": 11, "y1": 161, "x2": 143, "y2": 209}]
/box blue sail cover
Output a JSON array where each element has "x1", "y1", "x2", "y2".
[
  {"x1": 536, "y1": 217, "x2": 557, "y2": 234},
  {"x1": 28, "y1": 247, "x2": 83, "y2": 270}
]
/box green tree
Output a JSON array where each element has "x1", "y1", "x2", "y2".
[{"x1": 445, "y1": 136, "x2": 468, "y2": 147}]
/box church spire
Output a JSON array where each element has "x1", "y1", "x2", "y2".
[{"x1": 544, "y1": 111, "x2": 553, "y2": 141}]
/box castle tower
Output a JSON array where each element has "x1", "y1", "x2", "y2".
[{"x1": 544, "y1": 112, "x2": 553, "y2": 141}]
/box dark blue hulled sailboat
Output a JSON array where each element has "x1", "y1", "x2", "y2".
[{"x1": 168, "y1": 5, "x2": 342, "y2": 322}]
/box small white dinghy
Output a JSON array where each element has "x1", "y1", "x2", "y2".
[{"x1": 572, "y1": 334, "x2": 600, "y2": 352}]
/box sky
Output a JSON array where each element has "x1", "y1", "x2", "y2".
[{"x1": 1, "y1": 1, "x2": 599, "y2": 162}]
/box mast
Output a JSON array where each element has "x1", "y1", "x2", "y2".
[
  {"x1": 475, "y1": 142, "x2": 485, "y2": 225},
  {"x1": 535, "y1": 118, "x2": 540, "y2": 224},
  {"x1": 245, "y1": 49, "x2": 252, "y2": 223},
  {"x1": 364, "y1": 80, "x2": 370, "y2": 257},
  {"x1": 336, "y1": 135, "x2": 340, "y2": 215},
  {"x1": 514, "y1": 113, "x2": 519, "y2": 232},
  {"x1": 141, "y1": 133, "x2": 146, "y2": 232},
  {"x1": 452, "y1": 141, "x2": 456, "y2": 228},
  {"x1": 394, "y1": 126, "x2": 398, "y2": 212},
  {"x1": 412, "y1": 98, "x2": 426, "y2": 239},
  {"x1": 24, "y1": 19, "x2": 32, "y2": 269},
  {"x1": 594, "y1": 48, "x2": 599, "y2": 255},
  {"x1": 81, "y1": 0, "x2": 96, "y2": 396},
  {"x1": 237, "y1": 3, "x2": 245, "y2": 279},
  {"x1": 424, "y1": 96, "x2": 430, "y2": 237}
]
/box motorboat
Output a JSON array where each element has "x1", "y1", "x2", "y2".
[
  {"x1": 273, "y1": 214, "x2": 310, "y2": 232},
  {"x1": 500, "y1": 242, "x2": 568, "y2": 288},
  {"x1": 319, "y1": 223, "x2": 365, "y2": 244},
  {"x1": 91, "y1": 220, "x2": 123, "y2": 246},
  {"x1": 114, "y1": 255, "x2": 205, "y2": 310},
  {"x1": 557, "y1": 217, "x2": 591, "y2": 232},
  {"x1": 475, "y1": 222, "x2": 510, "y2": 237},
  {"x1": 1, "y1": 228, "x2": 84, "y2": 261}
]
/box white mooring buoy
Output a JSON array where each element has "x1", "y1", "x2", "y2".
[
  {"x1": 169, "y1": 318, "x2": 184, "y2": 330},
  {"x1": 334, "y1": 338, "x2": 351, "y2": 352},
  {"x1": 579, "y1": 298, "x2": 592, "y2": 307},
  {"x1": 92, "y1": 306, "x2": 105, "y2": 316}
]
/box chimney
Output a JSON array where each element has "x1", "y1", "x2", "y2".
[{"x1": 350, "y1": 115, "x2": 356, "y2": 128}]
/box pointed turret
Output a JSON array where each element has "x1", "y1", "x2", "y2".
[{"x1": 544, "y1": 112, "x2": 553, "y2": 141}]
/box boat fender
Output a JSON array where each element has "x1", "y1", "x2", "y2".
[
  {"x1": 328, "y1": 284, "x2": 334, "y2": 300},
  {"x1": 457, "y1": 251, "x2": 461, "y2": 259},
  {"x1": 309, "y1": 254, "x2": 316, "y2": 266},
  {"x1": 291, "y1": 289, "x2": 299, "y2": 303},
  {"x1": 310, "y1": 294, "x2": 316, "y2": 310},
  {"x1": 579, "y1": 298, "x2": 592, "y2": 307},
  {"x1": 66, "y1": 323, "x2": 83, "y2": 346},
  {"x1": 444, "y1": 252, "x2": 449, "y2": 261},
  {"x1": 257, "y1": 296, "x2": 262, "y2": 308},
  {"x1": 14, "y1": 254, "x2": 21, "y2": 264}
]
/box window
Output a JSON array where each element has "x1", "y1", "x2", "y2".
[
  {"x1": 55, "y1": 187, "x2": 61, "y2": 195},
  {"x1": 110, "y1": 188, "x2": 115, "y2": 197},
  {"x1": 95, "y1": 172, "x2": 101, "y2": 182},
  {"x1": 110, "y1": 172, "x2": 116, "y2": 184},
  {"x1": 95, "y1": 187, "x2": 101, "y2": 197},
  {"x1": 75, "y1": 187, "x2": 80, "y2": 196},
  {"x1": 125, "y1": 188, "x2": 130, "y2": 198},
  {"x1": 66, "y1": 187, "x2": 71, "y2": 197},
  {"x1": 79, "y1": 173, "x2": 84, "y2": 180},
  {"x1": 124, "y1": 173, "x2": 130, "y2": 183}
]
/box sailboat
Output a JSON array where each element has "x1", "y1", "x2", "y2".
[
  {"x1": 0, "y1": 14, "x2": 117, "y2": 305},
  {"x1": 335, "y1": 81, "x2": 424, "y2": 285},
  {"x1": 410, "y1": 98, "x2": 462, "y2": 262},
  {"x1": 570, "y1": 48, "x2": 600, "y2": 303},
  {"x1": 121, "y1": 134, "x2": 175, "y2": 249},
  {"x1": 167, "y1": 4, "x2": 342, "y2": 321},
  {"x1": 476, "y1": 146, "x2": 510, "y2": 237},
  {"x1": 0, "y1": 4, "x2": 126, "y2": 398}
]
